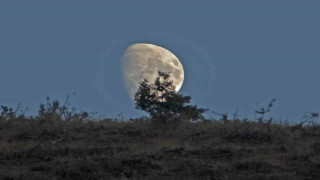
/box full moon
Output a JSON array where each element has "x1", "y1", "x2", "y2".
[{"x1": 121, "y1": 43, "x2": 184, "y2": 100}]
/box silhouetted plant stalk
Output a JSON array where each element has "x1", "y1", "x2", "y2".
[
  {"x1": 299, "y1": 112, "x2": 319, "y2": 126},
  {"x1": 255, "y1": 98, "x2": 276, "y2": 123},
  {"x1": 211, "y1": 111, "x2": 228, "y2": 121},
  {"x1": 38, "y1": 94, "x2": 89, "y2": 122},
  {"x1": 0, "y1": 103, "x2": 27, "y2": 120}
]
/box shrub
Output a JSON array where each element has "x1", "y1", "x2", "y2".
[
  {"x1": 134, "y1": 71, "x2": 207, "y2": 126},
  {"x1": 38, "y1": 96, "x2": 89, "y2": 122}
]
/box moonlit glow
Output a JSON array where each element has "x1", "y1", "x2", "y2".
[{"x1": 121, "y1": 43, "x2": 184, "y2": 100}]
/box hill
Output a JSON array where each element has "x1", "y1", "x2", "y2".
[{"x1": 0, "y1": 107, "x2": 320, "y2": 180}]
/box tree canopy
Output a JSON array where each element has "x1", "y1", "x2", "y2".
[{"x1": 134, "y1": 71, "x2": 207, "y2": 123}]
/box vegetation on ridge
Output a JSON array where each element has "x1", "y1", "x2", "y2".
[
  {"x1": 0, "y1": 72, "x2": 319, "y2": 179},
  {"x1": 134, "y1": 71, "x2": 207, "y2": 128}
]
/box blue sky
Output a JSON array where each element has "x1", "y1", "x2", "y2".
[{"x1": 0, "y1": 1, "x2": 319, "y2": 123}]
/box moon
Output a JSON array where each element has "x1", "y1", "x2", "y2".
[{"x1": 121, "y1": 43, "x2": 184, "y2": 100}]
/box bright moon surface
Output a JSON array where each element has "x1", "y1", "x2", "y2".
[{"x1": 121, "y1": 43, "x2": 184, "y2": 100}]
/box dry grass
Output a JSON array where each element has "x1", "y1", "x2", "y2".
[
  {"x1": 0, "y1": 99, "x2": 319, "y2": 179},
  {"x1": 0, "y1": 114, "x2": 320, "y2": 180}
]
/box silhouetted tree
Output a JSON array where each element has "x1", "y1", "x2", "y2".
[{"x1": 134, "y1": 71, "x2": 207, "y2": 125}]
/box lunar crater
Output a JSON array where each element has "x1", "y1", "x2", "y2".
[{"x1": 121, "y1": 43, "x2": 184, "y2": 99}]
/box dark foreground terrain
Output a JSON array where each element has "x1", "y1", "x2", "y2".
[{"x1": 0, "y1": 112, "x2": 320, "y2": 179}]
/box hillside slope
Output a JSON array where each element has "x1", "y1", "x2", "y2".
[{"x1": 1, "y1": 115, "x2": 320, "y2": 180}]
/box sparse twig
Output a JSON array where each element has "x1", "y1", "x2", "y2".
[
  {"x1": 299, "y1": 112, "x2": 319, "y2": 126},
  {"x1": 211, "y1": 111, "x2": 228, "y2": 120},
  {"x1": 255, "y1": 98, "x2": 276, "y2": 122}
]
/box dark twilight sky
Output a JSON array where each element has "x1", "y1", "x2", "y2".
[{"x1": 0, "y1": 1, "x2": 319, "y2": 123}]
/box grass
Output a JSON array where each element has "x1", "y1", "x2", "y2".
[{"x1": 0, "y1": 100, "x2": 320, "y2": 180}]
